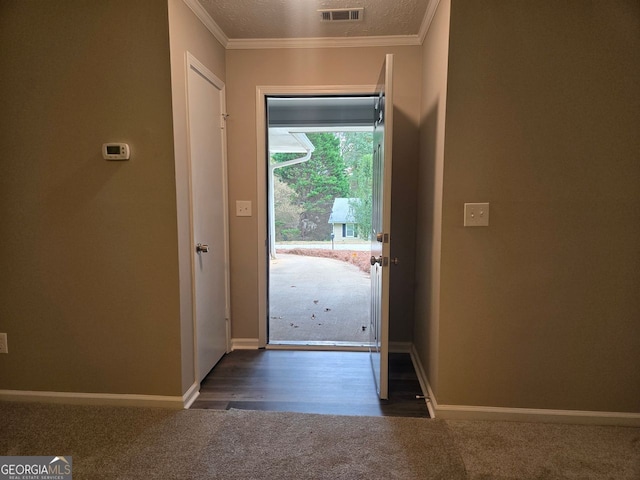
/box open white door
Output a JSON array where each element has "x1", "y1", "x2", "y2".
[
  {"x1": 187, "y1": 55, "x2": 229, "y2": 383},
  {"x1": 370, "y1": 54, "x2": 394, "y2": 400}
]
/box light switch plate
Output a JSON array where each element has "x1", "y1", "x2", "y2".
[
  {"x1": 236, "y1": 200, "x2": 252, "y2": 217},
  {"x1": 464, "y1": 203, "x2": 489, "y2": 227}
]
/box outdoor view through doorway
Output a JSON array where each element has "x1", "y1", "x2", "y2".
[{"x1": 267, "y1": 95, "x2": 376, "y2": 346}]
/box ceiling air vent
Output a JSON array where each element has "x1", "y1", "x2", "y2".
[{"x1": 318, "y1": 8, "x2": 364, "y2": 22}]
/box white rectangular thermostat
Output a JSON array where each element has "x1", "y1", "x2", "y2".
[{"x1": 102, "y1": 143, "x2": 130, "y2": 160}]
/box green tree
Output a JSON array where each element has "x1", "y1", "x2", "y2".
[
  {"x1": 273, "y1": 176, "x2": 302, "y2": 241},
  {"x1": 273, "y1": 133, "x2": 349, "y2": 240},
  {"x1": 339, "y1": 132, "x2": 373, "y2": 170},
  {"x1": 349, "y1": 153, "x2": 373, "y2": 239},
  {"x1": 339, "y1": 132, "x2": 373, "y2": 240}
]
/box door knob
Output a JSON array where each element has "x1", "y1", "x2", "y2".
[
  {"x1": 195, "y1": 243, "x2": 209, "y2": 253},
  {"x1": 370, "y1": 255, "x2": 383, "y2": 266}
]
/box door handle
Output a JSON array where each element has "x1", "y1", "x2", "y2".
[
  {"x1": 195, "y1": 243, "x2": 209, "y2": 253},
  {"x1": 370, "y1": 255, "x2": 383, "y2": 266}
]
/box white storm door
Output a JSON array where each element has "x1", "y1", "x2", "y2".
[
  {"x1": 370, "y1": 54, "x2": 394, "y2": 400},
  {"x1": 187, "y1": 56, "x2": 229, "y2": 383}
]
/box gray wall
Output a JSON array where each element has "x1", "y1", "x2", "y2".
[
  {"x1": 414, "y1": 0, "x2": 452, "y2": 397},
  {"x1": 0, "y1": 0, "x2": 183, "y2": 396},
  {"x1": 168, "y1": 0, "x2": 227, "y2": 393},
  {"x1": 415, "y1": 0, "x2": 640, "y2": 413},
  {"x1": 225, "y1": 46, "x2": 422, "y2": 343},
  {"x1": 2, "y1": 0, "x2": 636, "y2": 414}
]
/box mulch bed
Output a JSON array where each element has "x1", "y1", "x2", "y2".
[{"x1": 276, "y1": 248, "x2": 371, "y2": 273}]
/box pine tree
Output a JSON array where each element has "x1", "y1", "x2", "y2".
[{"x1": 273, "y1": 133, "x2": 350, "y2": 240}]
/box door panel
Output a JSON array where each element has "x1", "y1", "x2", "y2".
[
  {"x1": 370, "y1": 54, "x2": 394, "y2": 399},
  {"x1": 187, "y1": 61, "x2": 228, "y2": 383}
]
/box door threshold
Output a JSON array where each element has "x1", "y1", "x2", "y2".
[{"x1": 267, "y1": 340, "x2": 372, "y2": 351}]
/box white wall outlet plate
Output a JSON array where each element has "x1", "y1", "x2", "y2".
[
  {"x1": 464, "y1": 203, "x2": 490, "y2": 227},
  {"x1": 0, "y1": 333, "x2": 7, "y2": 354},
  {"x1": 236, "y1": 200, "x2": 252, "y2": 217}
]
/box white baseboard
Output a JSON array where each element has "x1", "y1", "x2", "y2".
[
  {"x1": 435, "y1": 404, "x2": 640, "y2": 427},
  {"x1": 231, "y1": 338, "x2": 260, "y2": 350},
  {"x1": 181, "y1": 382, "x2": 200, "y2": 409},
  {"x1": 0, "y1": 388, "x2": 192, "y2": 409},
  {"x1": 409, "y1": 344, "x2": 436, "y2": 418},
  {"x1": 408, "y1": 344, "x2": 640, "y2": 427}
]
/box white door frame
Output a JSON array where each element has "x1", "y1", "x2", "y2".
[
  {"x1": 186, "y1": 52, "x2": 231, "y2": 379},
  {"x1": 255, "y1": 84, "x2": 375, "y2": 348}
]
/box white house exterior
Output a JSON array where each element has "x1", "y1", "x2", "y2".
[{"x1": 328, "y1": 198, "x2": 360, "y2": 240}]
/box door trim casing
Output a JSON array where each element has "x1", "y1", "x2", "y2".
[{"x1": 255, "y1": 85, "x2": 376, "y2": 348}]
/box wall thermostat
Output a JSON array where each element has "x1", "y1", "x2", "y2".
[{"x1": 102, "y1": 143, "x2": 130, "y2": 160}]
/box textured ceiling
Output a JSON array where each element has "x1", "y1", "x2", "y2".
[{"x1": 197, "y1": 0, "x2": 430, "y2": 39}]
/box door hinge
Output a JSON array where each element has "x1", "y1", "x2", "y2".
[
  {"x1": 221, "y1": 113, "x2": 229, "y2": 129},
  {"x1": 375, "y1": 233, "x2": 390, "y2": 243}
]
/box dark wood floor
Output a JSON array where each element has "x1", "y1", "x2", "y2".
[{"x1": 190, "y1": 350, "x2": 430, "y2": 417}]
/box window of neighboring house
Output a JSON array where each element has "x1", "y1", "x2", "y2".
[{"x1": 345, "y1": 223, "x2": 356, "y2": 238}]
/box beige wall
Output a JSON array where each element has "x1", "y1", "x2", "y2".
[
  {"x1": 167, "y1": 0, "x2": 227, "y2": 393},
  {"x1": 420, "y1": 0, "x2": 640, "y2": 412},
  {"x1": 225, "y1": 46, "x2": 421, "y2": 342},
  {"x1": 0, "y1": 1, "x2": 183, "y2": 396},
  {"x1": 414, "y1": 0, "x2": 451, "y2": 397}
]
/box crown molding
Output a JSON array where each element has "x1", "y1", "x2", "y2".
[
  {"x1": 227, "y1": 35, "x2": 421, "y2": 50},
  {"x1": 182, "y1": 0, "x2": 228, "y2": 48},
  {"x1": 418, "y1": 0, "x2": 442, "y2": 44},
  {"x1": 183, "y1": 0, "x2": 435, "y2": 50}
]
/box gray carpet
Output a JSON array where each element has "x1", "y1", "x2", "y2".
[
  {"x1": 1, "y1": 402, "x2": 638, "y2": 479},
  {"x1": 447, "y1": 420, "x2": 640, "y2": 480}
]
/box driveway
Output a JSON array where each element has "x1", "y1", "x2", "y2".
[
  {"x1": 276, "y1": 241, "x2": 370, "y2": 251},
  {"x1": 269, "y1": 253, "x2": 371, "y2": 343}
]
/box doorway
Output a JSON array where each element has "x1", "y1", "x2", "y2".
[
  {"x1": 265, "y1": 94, "x2": 376, "y2": 347},
  {"x1": 253, "y1": 55, "x2": 394, "y2": 401}
]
